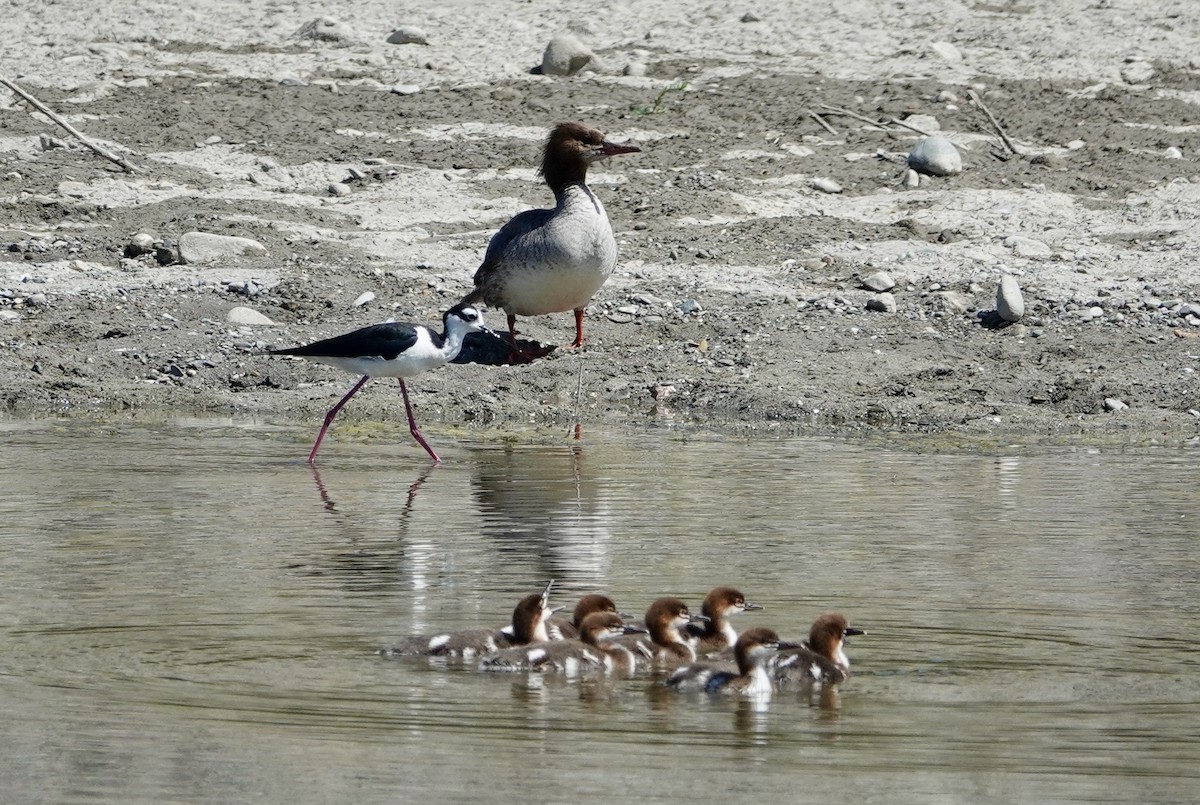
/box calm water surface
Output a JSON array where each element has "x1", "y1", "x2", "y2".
[{"x1": 1, "y1": 420, "x2": 1197, "y2": 803}]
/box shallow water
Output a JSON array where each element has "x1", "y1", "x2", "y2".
[{"x1": 1, "y1": 419, "x2": 1197, "y2": 804}]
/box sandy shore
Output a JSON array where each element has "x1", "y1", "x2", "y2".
[{"x1": 2, "y1": 1, "x2": 1199, "y2": 445}]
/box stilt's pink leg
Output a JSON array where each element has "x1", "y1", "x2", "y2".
[
  {"x1": 307, "y1": 375, "x2": 369, "y2": 464},
  {"x1": 399, "y1": 379, "x2": 441, "y2": 463}
]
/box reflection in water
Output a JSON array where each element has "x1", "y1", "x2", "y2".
[
  {"x1": 470, "y1": 443, "x2": 614, "y2": 585},
  {"x1": 2, "y1": 422, "x2": 1200, "y2": 803}
]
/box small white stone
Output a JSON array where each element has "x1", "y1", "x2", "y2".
[
  {"x1": 226, "y1": 307, "x2": 275, "y2": 326},
  {"x1": 929, "y1": 41, "x2": 962, "y2": 62},
  {"x1": 902, "y1": 168, "x2": 921, "y2": 188},
  {"x1": 810, "y1": 177, "x2": 842, "y2": 194},
  {"x1": 866, "y1": 292, "x2": 897, "y2": 314},
  {"x1": 861, "y1": 270, "x2": 895, "y2": 292},
  {"x1": 1120, "y1": 61, "x2": 1155, "y2": 84},
  {"x1": 353, "y1": 291, "x2": 375, "y2": 307},
  {"x1": 996, "y1": 275, "x2": 1025, "y2": 322},
  {"x1": 179, "y1": 232, "x2": 267, "y2": 264},
  {"x1": 294, "y1": 17, "x2": 355, "y2": 44},
  {"x1": 391, "y1": 84, "x2": 421, "y2": 95},
  {"x1": 1006, "y1": 235, "x2": 1052, "y2": 260},
  {"x1": 541, "y1": 34, "x2": 595, "y2": 76},
  {"x1": 1164, "y1": 146, "x2": 1183, "y2": 159},
  {"x1": 0, "y1": 310, "x2": 19, "y2": 323},
  {"x1": 1067, "y1": 139, "x2": 1086, "y2": 150},
  {"x1": 386, "y1": 25, "x2": 428, "y2": 45},
  {"x1": 328, "y1": 182, "x2": 352, "y2": 197},
  {"x1": 907, "y1": 135, "x2": 962, "y2": 176},
  {"x1": 1104, "y1": 398, "x2": 1128, "y2": 412},
  {"x1": 623, "y1": 62, "x2": 647, "y2": 77}
]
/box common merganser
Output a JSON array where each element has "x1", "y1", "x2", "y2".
[
  {"x1": 269, "y1": 303, "x2": 494, "y2": 463},
  {"x1": 459, "y1": 121, "x2": 640, "y2": 359},
  {"x1": 610, "y1": 597, "x2": 708, "y2": 669},
  {"x1": 381, "y1": 585, "x2": 558, "y2": 659},
  {"x1": 683, "y1": 586, "x2": 762, "y2": 655},
  {"x1": 767, "y1": 612, "x2": 865, "y2": 685},
  {"x1": 545, "y1": 593, "x2": 630, "y2": 640},
  {"x1": 479, "y1": 612, "x2": 645, "y2": 674},
  {"x1": 666, "y1": 627, "x2": 790, "y2": 696}
]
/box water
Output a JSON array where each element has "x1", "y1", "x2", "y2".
[{"x1": 1, "y1": 419, "x2": 1197, "y2": 803}]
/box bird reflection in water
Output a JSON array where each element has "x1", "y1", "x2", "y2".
[
  {"x1": 470, "y1": 442, "x2": 613, "y2": 585},
  {"x1": 310, "y1": 464, "x2": 433, "y2": 520}
]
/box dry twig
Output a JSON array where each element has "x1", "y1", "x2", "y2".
[
  {"x1": 967, "y1": 89, "x2": 1020, "y2": 155},
  {"x1": 888, "y1": 116, "x2": 934, "y2": 137},
  {"x1": 1, "y1": 77, "x2": 144, "y2": 173},
  {"x1": 807, "y1": 109, "x2": 838, "y2": 136},
  {"x1": 818, "y1": 104, "x2": 890, "y2": 131}
]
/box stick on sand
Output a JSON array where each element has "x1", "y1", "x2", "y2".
[
  {"x1": 967, "y1": 89, "x2": 1020, "y2": 155},
  {"x1": 1, "y1": 77, "x2": 144, "y2": 173}
]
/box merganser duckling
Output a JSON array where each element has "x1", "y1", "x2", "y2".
[
  {"x1": 382, "y1": 586, "x2": 558, "y2": 660},
  {"x1": 546, "y1": 593, "x2": 629, "y2": 640},
  {"x1": 459, "y1": 121, "x2": 640, "y2": 359},
  {"x1": 767, "y1": 613, "x2": 865, "y2": 685},
  {"x1": 610, "y1": 597, "x2": 708, "y2": 669},
  {"x1": 683, "y1": 586, "x2": 762, "y2": 655},
  {"x1": 666, "y1": 627, "x2": 789, "y2": 696},
  {"x1": 269, "y1": 303, "x2": 494, "y2": 464},
  {"x1": 479, "y1": 612, "x2": 645, "y2": 674}
]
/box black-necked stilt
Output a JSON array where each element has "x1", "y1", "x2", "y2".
[
  {"x1": 766, "y1": 613, "x2": 865, "y2": 686},
  {"x1": 269, "y1": 302, "x2": 492, "y2": 464},
  {"x1": 459, "y1": 121, "x2": 640, "y2": 360}
]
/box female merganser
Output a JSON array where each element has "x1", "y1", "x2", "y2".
[
  {"x1": 546, "y1": 593, "x2": 629, "y2": 640},
  {"x1": 610, "y1": 597, "x2": 708, "y2": 669},
  {"x1": 683, "y1": 586, "x2": 762, "y2": 655},
  {"x1": 459, "y1": 121, "x2": 640, "y2": 358},
  {"x1": 382, "y1": 586, "x2": 558, "y2": 660},
  {"x1": 269, "y1": 303, "x2": 494, "y2": 464},
  {"x1": 666, "y1": 627, "x2": 789, "y2": 696},
  {"x1": 479, "y1": 612, "x2": 645, "y2": 674},
  {"x1": 767, "y1": 613, "x2": 865, "y2": 685}
]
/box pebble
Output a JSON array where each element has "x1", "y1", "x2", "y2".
[
  {"x1": 1081, "y1": 305, "x2": 1104, "y2": 321},
  {"x1": 866, "y1": 292, "x2": 897, "y2": 314},
  {"x1": 294, "y1": 17, "x2": 355, "y2": 44},
  {"x1": 1120, "y1": 60, "x2": 1155, "y2": 84},
  {"x1": 937, "y1": 290, "x2": 973, "y2": 314},
  {"x1": 353, "y1": 291, "x2": 375, "y2": 307},
  {"x1": 226, "y1": 307, "x2": 275, "y2": 326},
  {"x1": 179, "y1": 232, "x2": 267, "y2": 264},
  {"x1": 861, "y1": 270, "x2": 895, "y2": 292},
  {"x1": 679, "y1": 299, "x2": 702, "y2": 315},
  {"x1": 623, "y1": 62, "x2": 648, "y2": 77},
  {"x1": 740, "y1": 12, "x2": 761, "y2": 22},
  {"x1": 386, "y1": 25, "x2": 428, "y2": 45},
  {"x1": 1103, "y1": 398, "x2": 1128, "y2": 412},
  {"x1": 125, "y1": 233, "x2": 155, "y2": 257},
  {"x1": 27, "y1": 292, "x2": 47, "y2": 306},
  {"x1": 541, "y1": 34, "x2": 595, "y2": 76},
  {"x1": 907, "y1": 135, "x2": 963, "y2": 177},
  {"x1": 0, "y1": 310, "x2": 19, "y2": 323},
  {"x1": 39, "y1": 135, "x2": 68, "y2": 151},
  {"x1": 996, "y1": 275, "x2": 1025, "y2": 322},
  {"x1": 1006, "y1": 235, "x2": 1052, "y2": 259},
  {"x1": 929, "y1": 41, "x2": 962, "y2": 62},
  {"x1": 1164, "y1": 146, "x2": 1183, "y2": 159},
  {"x1": 391, "y1": 84, "x2": 421, "y2": 95},
  {"x1": 328, "y1": 182, "x2": 352, "y2": 197},
  {"x1": 810, "y1": 177, "x2": 842, "y2": 194},
  {"x1": 58, "y1": 180, "x2": 88, "y2": 198},
  {"x1": 902, "y1": 168, "x2": 921, "y2": 189}
]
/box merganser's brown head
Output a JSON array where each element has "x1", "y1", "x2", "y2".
[
  {"x1": 807, "y1": 613, "x2": 865, "y2": 664},
  {"x1": 701, "y1": 586, "x2": 762, "y2": 620},
  {"x1": 511, "y1": 583, "x2": 562, "y2": 644},
  {"x1": 570, "y1": 593, "x2": 626, "y2": 628},
  {"x1": 577, "y1": 611, "x2": 645, "y2": 645},
  {"x1": 732, "y1": 626, "x2": 784, "y2": 674},
  {"x1": 642, "y1": 597, "x2": 707, "y2": 644},
  {"x1": 540, "y1": 121, "x2": 640, "y2": 192}
]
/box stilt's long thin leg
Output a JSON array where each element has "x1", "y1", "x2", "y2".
[
  {"x1": 398, "y1": 379, "x2": 441, "y2": 462},
  {"x1": 307, "y1": 375, "x2": 369, "y2": 464}
]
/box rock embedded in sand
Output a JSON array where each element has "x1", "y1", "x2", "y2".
[
  {"x1": 386, "y1": 26, "x2": 428, "y2": 45},
  {"x1": 353, "y1": 291, "x2": 375, "y2": 307},
  {"x1": 1006, "y1": 235, "x2": 1051, "y2": 260},
  {"x1": 861, "y1": 270, "x2": 895, "y2": 292},
  {"x1": 929, "y1": 41, "x2": 962, "y2": 62},
  {"x1": 328, "y1": 182, "x2": 351, "y2": 197},
  {"x1": 179, "y1": 232, "x2": 267, "y2": 265},
  {"x1": 866, "y1": 292, "x2": 897, "y2": 313},
  {"x1": 1120, "y1": 60, "x2": 1154, "y2": 84},
  {"x1": 810, "y1": 177, "x2": 842, "y2": 194},
  {"x1": 294, "y1": 17, "x2": 355, "y2": 44},
  {"x1": 541, "y1": 34, "x2": 595, "y2": 76},
  {"x1": 227, "y1": 307, "x2": 275, "y2": 326},
  {"x1": 996, "y1": 275, "x2": 1025, "y2": 322},
  {"x1": 907, "y1": 135, "x2": 962, "y2": 177},
  {"x1": 1103, "y1": 398, "x2": 1128, "y2": 412}
]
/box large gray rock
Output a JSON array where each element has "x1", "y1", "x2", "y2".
[
  {"x1": 179, "y1": 232, "x2": 267, "y2": 264},
  {"x1": 907, "y1": 135, "x2": 963, "y2": 177},
  {"x1": 227, "y1": 307, "x2": 275, "y2": 326},
  {"x1": 541, "y1": 34, "x2": 595, "y2": 76},
  {"x1": 996, "y1": 275, "x2": 1025, "y2": 322}
]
